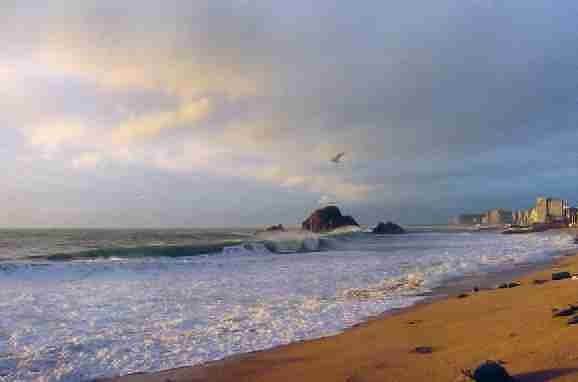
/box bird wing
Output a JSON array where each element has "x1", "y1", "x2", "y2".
[{"x1": 331, "y1": 152, "x2": 346, "y2": 162}]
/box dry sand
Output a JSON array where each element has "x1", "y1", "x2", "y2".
[{"x1": 102, "y1": 254, "x2": 578, "y2": 382}]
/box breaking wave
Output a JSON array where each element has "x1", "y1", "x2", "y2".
[{"x1": 11, "y1": 231, "x2": 342, "y2": 263}]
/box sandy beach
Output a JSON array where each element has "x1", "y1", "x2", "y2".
[{"x1": 101, "y1": 252, "x2": 578, "y2": 382}]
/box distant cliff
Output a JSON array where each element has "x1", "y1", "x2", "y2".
[{"x1": 302, "y1": 206, "x2": 359, "y2": 233}]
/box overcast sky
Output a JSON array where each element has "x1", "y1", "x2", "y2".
[{"x1": 2, "y1": 1, "x2": 578, "y2": 227}]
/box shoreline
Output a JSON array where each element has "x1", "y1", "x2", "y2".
[{"x1": 100, "y1": 248, "x2": 578, "y2": 382}]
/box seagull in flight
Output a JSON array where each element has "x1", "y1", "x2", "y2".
[{"x1": 330, "y1": 152, "x2": 346, "y2": 164}]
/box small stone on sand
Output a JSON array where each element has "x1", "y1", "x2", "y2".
[
  {"x1": 413, "y1": 346, "x2": 433, "y2": 354},
  {"x1": 497, "y1": 282, "x2": 520, "y2": 289},
  {"x1": 552, "y1": 306, "x2": 577, "y2": 317}
]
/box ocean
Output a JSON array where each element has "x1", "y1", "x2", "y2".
[{"x1": 0, "y1": 227, "x2": 575, "y2": 381}]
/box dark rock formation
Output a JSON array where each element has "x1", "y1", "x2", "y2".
[
  {"x1": 264, "y1": 224, "x2": 285, "y2": 232},
  {"x1": 371, "y1": 221, "x2": 405, "y2": 234},
  {"x1": 462, "y1": 361, "x2": 515, "y2": 382},
  {"x1": 301, "y1": 206, "x2": 359, "y2": 233},
  {"x1": 552, "y1": 271, "x2": 571, "y2": 281}
]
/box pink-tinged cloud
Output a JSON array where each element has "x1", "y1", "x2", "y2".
[{"x1": 111, "y1": 98, "x2": 213, "y2": 144}]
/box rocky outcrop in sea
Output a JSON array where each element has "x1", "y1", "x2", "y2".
[
  {"x1": 302, "y1": 206, "x2": 359, "y2": 233},
  {"x1": 372, "y1": 221, "x2": 405, "y2": 234}
]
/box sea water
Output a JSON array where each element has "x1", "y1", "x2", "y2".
[{"x1": 0, "y1": 228, "x2": 575, "y2": 381}]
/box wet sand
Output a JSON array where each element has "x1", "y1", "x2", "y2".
[{"x1": 101, "y1": 253, "x2": 578, "y2": 382}]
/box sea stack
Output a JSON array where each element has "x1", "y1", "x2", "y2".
[
  {"x1": 302, "y1": 205, "x2": 359, "y2": 233},
  {"x1": 372, "y1": 221, "x2": 405, "y2": 234}
]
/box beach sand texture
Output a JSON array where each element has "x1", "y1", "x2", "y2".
[{"x1": 104, "y1": 254, "x2": 578, "y2": 382}]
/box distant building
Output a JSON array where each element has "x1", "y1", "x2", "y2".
[
  {"x1": 523, "y1": 209, "x2": 533, "y2": 225},
  {"x1": 454, "y1": 214, "x2": 484, "y2": 225},
  {"x1": 530, "y1": 208, "x2": 541, "y2": 224},
  {"x1": 532, "y1": 197, "x2": 568, "y2": 225},
  {"x1": 535, "y1": 197, "x2": 548, "y2": 224},
  {"x1": 485, "y1": 208, "x2": 513, "y2": 225},
  {"x1": 513, "y1": 211, "x2": 521, "y2": 224},
  {"x1": 456, "y1": 196, "x2": 573, "y2": 228},
  {"x1": 566, "y1": 207, "x2": 578, "y2": 226},
  {"x1": 513, "y1": 208, "x2": 534, "y2": 225},
  {"x1": 548, "y1": 198, "x2": 566, "y2": 223},
  {"x1": 480, "y1": 214, "x2": 488, "y2": 224}
]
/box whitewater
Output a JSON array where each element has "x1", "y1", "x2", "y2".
[{"x1": 0, "y1": 228, "x2": 575, "y2": 381}]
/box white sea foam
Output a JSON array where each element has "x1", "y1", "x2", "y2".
[
  {"x1": 222, "y1": 242, "x2": 270, "y2": 256},
  {"x1": 254, "y1": 230, "x2": 321, "y2": 253},
  {"x1": 0, "y1": 231, "x2": 575, "y2": 381}
]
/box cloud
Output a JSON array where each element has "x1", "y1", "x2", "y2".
[
  {"x1": 37, "y1": 46, "x2": 260, "y2": 99},
  {"x1": 4, "y1": 1, "x2": 578, "y2": 226},
  {"x1": 110, "y1": 98, "x2": 212, "y2": 144},
  {"x1": 72, "y1": 152, "x2": 103, "y2": 168},
  {"x1": 248, "y1": 165, "x2": 374, "y2": 202},
  {"x1": 24, "y1": 121, "x2": 86, "y2": 151},
  {"x1": 147, "y1": 140, "x2": 230, "y2": 171},
  {"x1": 7, "y1": 2, "x2": 266, "y2": 99},
  {"x1": 318, "y1": 195, "x2": 336, "y2": 205},
  {"x1": 221, "y1": 119, "x2": 282, "y2": 152}
]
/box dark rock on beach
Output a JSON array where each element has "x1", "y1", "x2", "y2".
[
  {"x1": 567, "y1": 315, "x2": 578, "y2": 326},
  {"x1": 302, "y1": 206, "x2": 359, "y2": 233},
  {"x1": 412, "y1": 346, "x2": 433, "y2": 354},
  {"x1": 552, "y1": 271, "x2": 571, "y2": 281},
  {"x1": 552, "y1": 305, "x2": 577, "y2": 317},
  {"x1": 497, "y1": 282, "x2": 521, "y2": 289},
  {"x1": 371, "y1": 221, "x2": 405, "y2": 234},
  {"x1": 463, "y1": 360, "x2": 515, "y2": 382}
]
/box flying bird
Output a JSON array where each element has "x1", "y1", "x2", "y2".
[{"x1": 330, "y1": 152, "x2": 346, "y2": 164}]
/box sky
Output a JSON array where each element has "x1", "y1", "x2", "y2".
[{"x1": 2, "y1": 1, "x2": 578, "y2": 228}]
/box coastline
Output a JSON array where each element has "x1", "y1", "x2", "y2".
[{"x1": 100, "y1": 248, "x2": 578, "y2": 382}]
